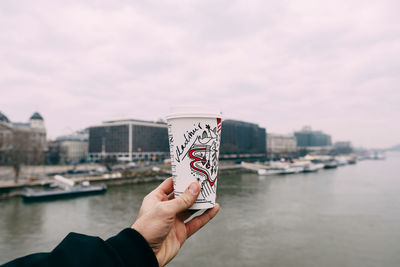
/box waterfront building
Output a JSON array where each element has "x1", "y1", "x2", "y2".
[
  {"x1": 0, "y1": 111, "x2": 47, "y2": 164},
  {"x1": 220, "y1": 119, "x2": 266, "y2": 160},
  {"x1": 294, "y1": 126, "x2": 331, "y2": 156},
  {"x1": 266, "y1": 133, "x2": 297, "y2": 159},
  {"x1": 294, "y1": 126, "x2": 331, "y2": 148},
  {"x1": 52, "y1": 130, "x2": 89, "y2": 164},
  {"x1": 332, "y1": 141, "x2": 353, "y2": 154},
  {"x1": 88, "y1": 119, "x2": 169, "y2": 162}
]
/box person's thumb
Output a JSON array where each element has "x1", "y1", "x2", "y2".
[{"x1": 167, "y1": 182, "x2": 200, "y2": 213}]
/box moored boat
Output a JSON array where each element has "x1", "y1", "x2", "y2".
[
  {"x1": 303, "y1": 163, "x2": 324, "y2": 172},
  {"x1": 334, "y1": 156, "x2": 348, "y2": 166},
  {"x1": 22, "y1": 185, "x2": 107, "y2": 201},
  {"x1": 347, "y1": 158, "x2": 356, "y2": 164},
  {"x1": 22, "y1": 175, "x2": 107, "y2": 201},
  {"x1": 323, "y1": 160, "x2": 338, "y2": 169},
  {"x1": 282, "y1": 166, "x2": 304, "y2": 174},
  {"x1": 257, "y1": 168, "x2": 285, "y2": 175}
]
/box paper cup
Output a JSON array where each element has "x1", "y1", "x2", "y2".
[{"x1": 166, "y1": 107, "x2": 223, "y2": 209}]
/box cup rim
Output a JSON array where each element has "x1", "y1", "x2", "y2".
[
  {"x1": 166, "y1": 107, "x2": 223, "y2": 120},
  {"x1": 166, "y1": 113, "x2": 224, "y2": 120}
]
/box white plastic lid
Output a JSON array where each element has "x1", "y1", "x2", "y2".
[{"x1": 166, "y1": 106, "x2": 223, "y2": 120}]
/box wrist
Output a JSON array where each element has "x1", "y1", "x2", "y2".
[{"x1": 131, "y1": 223, "x2": 159, "y2": 255}]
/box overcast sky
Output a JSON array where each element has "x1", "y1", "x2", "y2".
[{"x1": 1, "y1": 0, "x2": 399, "y2": 148}]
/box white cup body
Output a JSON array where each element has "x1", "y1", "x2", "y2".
[{"x1": 167, "y1": 115, "x2": 222, "y2": 209}]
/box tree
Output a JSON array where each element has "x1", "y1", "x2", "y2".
[
  {"x1": 47, "y1": 141, "x2": 61, "y2": 165},
  {"x1": 9, "y1": 131, "x2": 30, "y2": 183},
  {"x1": 8, "y1": 130, "x2": 45, "y2": 183},
  {"x1": 30, "y1": 144, "x2": 45, "y2": 165},
  {"x1": 0, "y1": 125, "x2": 13, "y2": 165}
]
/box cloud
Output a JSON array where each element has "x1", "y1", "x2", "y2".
[{"x1": 0, "y1": 0, "x2": 399, "y2": 148}]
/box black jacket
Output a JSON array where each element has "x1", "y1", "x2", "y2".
[{"x1": 1, "y1": 228, "x2": 159, "y2": 267}]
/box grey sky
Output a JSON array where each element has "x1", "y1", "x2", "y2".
[{"x1": 1, "y1": 0, "x2": 399, "y2": 148}]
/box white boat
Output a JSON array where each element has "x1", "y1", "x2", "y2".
[
  {"x1": 291, "y1": 160, "x2": 322, "y2": 173},
  {"x1": 303, "y1": 163, "x2": 324, "y2": 172},
  {"x1": 257, "y1": 168, "x2": 285, "y2": 175},
  {"x1": 267, "y1": 161, "x2": 304, "y2": 175},
  {"x1": 22, "y1": 176, "x2": 107, "y2": 201},
  {"x1": 373, "y1": 152, "x2": 386, "y2": 160},
  {"x1": 243, "y1": 161, "x2": 305, "y2": 176},
  {"x1": 282, "y1": 166, "x2": 304, "y2": 174},
  {"x1": 347, "y1": 155, "x2": 357, "y2": 164},
  {"x1": 335, "y1": 156, "x2": 348, "y2": 166},
  {"x1": 241, "y1": 162, "x2": 268, "y2": 171},
  {"x1": 323, "y1": 160, "x2": 338, "y2": 169}
]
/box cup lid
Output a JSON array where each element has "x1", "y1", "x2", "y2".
[{"x1": 166, "y1": 106, "x2": 223, "y2": 120}]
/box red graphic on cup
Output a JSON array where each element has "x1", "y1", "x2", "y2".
[{"x1": 188, "y1": 147, "x2": 216, "y2": 186}]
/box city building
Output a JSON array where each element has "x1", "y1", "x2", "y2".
[
  {"x1": 51, "y1": 130, "x2": 89, "y2": 164},
  {"x1": 220, "y1": 119, "x2": 266, "y2": 160},
  {"x1": 294, "y1": 126, "x2": 332, "y2": 148},
  {"x1": 266, "y1": 133, "x2": 297, "y2": 159},
  {"x1": 88, "y1": 119, "x2": 169, "y2": 162},
  {"x1": 332, "y1": 141, "x2": 353, "y2": 154},
  {"x1": 0, "y1": 111, "x2": 47, "y2": 164}
]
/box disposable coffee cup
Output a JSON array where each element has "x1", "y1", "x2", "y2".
[{"x1": 166, "y1": 107, "x2": 223, "y2": 210}]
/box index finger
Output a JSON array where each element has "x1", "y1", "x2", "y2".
[
  {"x1": 153, "y1": 177, "x2": 174, "y2": 196},
  {"x1": 185, "y1": 204, "x2": 220, "y2": 238}
]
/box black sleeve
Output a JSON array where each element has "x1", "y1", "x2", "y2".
[{"x1": 1, "y1": 228, "x2": 159, "y2": 267}]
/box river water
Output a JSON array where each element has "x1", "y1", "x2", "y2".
[{"x1": 1, "y1": 152, "x2": 400, "y2": 266}]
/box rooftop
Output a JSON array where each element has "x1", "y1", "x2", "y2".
[
  {"x1": 223, "y1": 119, "x2": 261, "y2": 127},
  {"x1": 0, "y1": 111, "x2": 10, "y2": 123},
  {"x1": 56, "y1": 134, "x2": 88, "y2": 142},
  {"x1": 268, "y1": 133, "x2": 296, "y2": 138},
  {"x1": 103, "y1": 118, "x2": 166, "y2": 125},
  {"x1": 30, "y1": 112, "x2": 44, "y2": 121},
  {"x1": 12, "y1": 122, "x2": 30, "y2": 127}
]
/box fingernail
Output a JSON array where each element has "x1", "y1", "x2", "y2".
[{"x1": 188, "y1": 182, "x2": 199, "y2": 195}]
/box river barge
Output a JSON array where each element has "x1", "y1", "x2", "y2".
[
  {"x1": 22, "y1": 185, "x2": 107, "y2": 201},
  {"x1": 22, "y1": 175, "x2": 107, "y2": 201}
]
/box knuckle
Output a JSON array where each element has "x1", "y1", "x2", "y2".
[{"x1": 179, "y1": 194, "x2": 192, "y2": 207}]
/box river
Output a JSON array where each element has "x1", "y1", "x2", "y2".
[{"x1": 1, "y1": 152, "x2": 400, "y2": 266}]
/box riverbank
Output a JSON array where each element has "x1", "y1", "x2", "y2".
[
  {"x1": 0, "y1": 165, "x2": 252, "y2": 199},
  {"x1": 0, "y1": 164, "x2": 104, "y2": 181}
]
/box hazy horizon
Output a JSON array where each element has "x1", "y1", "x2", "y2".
[{"x1": 1, "y1": 0, "x2": 399, "y2": 149}]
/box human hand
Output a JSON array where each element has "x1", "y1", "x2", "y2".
[{"x1": 131, "y1": 177, "x2": 220, "y2": 267}]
